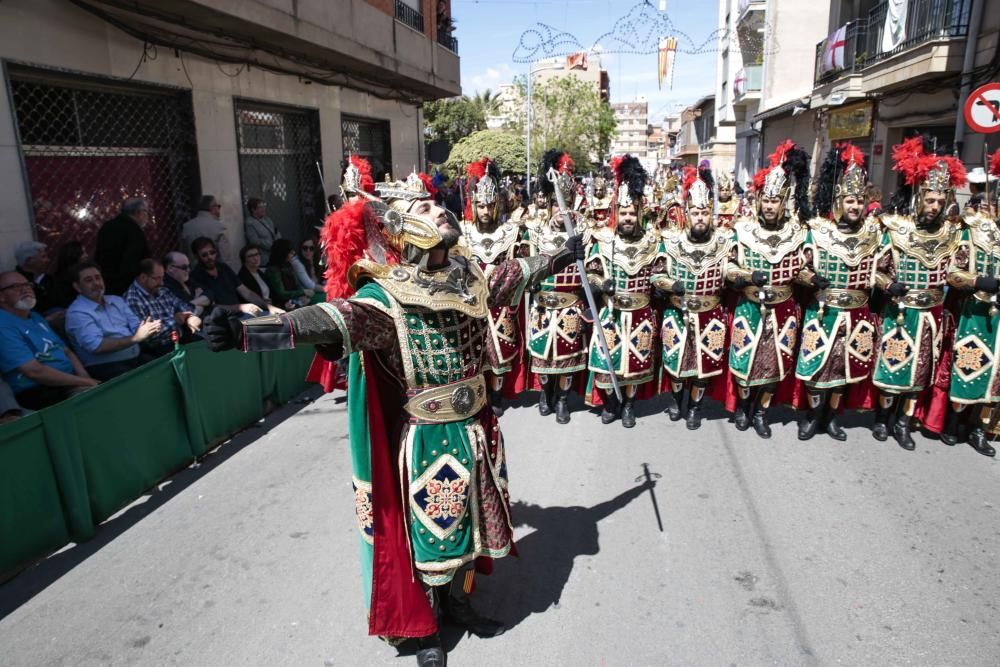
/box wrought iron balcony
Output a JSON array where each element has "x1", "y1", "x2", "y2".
[
  {"x1": 813, "y1": 0, "x2": 971, "y2": 86},
  {"x1": 395, "y1": 0, "x2": 424, "y2": 33},
  {"x1": 437, "y1": 32, "x2": 458, "y2": 52}
]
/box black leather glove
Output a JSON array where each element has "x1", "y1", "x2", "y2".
[
  {"x1": 204, "y1": 307, "x2": 243, "y2": 352},
  {"x1": 564, "y1": 234, "x2": 586, "y2": 262},
  {"x1": 671, "y1": 281, "x2": 686, "y2": 297},
  {"x1": 887, "y1": 282, "x2": 909, "y2": 298},
  {"x1": 732, "y1": 276, "x2": 748, "y2": 291},
  {"x1": 601, "y1": 279, "x2": 616, "y2": 297},
  {"x1": 811, "y1": 274, "x2": 831, "y2": 290},
  {"x1": 975, "y1": 276, "x2": 1000, "y2": 294},
  {"x1": 751, "y1": 270, "x2": 769, "y2": 287}
]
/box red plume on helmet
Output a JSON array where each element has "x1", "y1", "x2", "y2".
[
  {"x1": 767, "y1": 139, "x2": 796, "y2": 167},
  {"x1": 891, "y1": 136, "x2": 967, "y2": 188},
  {"x1": 417, "y1": 172, "x2": 437, "y2": 199},
  {"x1": 838, "y1": 142, "x2": 866, "y2": 172},
  {"x1": 320, "y1": 199, "x2": 399, "y2": 300},
  {"x1": 557, "y1": 154, "x2": 574, "y2": 174},
  {"x1": 681, "y1": 165, "x2": 699, "y2": 198},
  {"x1": 348, "y1": 154, "x2": 376, "y2": 194},
  {"x1": 751, "y1": 166, "x2": 771, "y2": 193},
  {"x1": 464, "y1": 159, "x2": 489, "y2": 221},
  {"x1": 990, "y1": 148, "x2": 1000, "y2": 179}
]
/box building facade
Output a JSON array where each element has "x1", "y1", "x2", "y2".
[
  {"x1": 610, "y1": 99, "x2": 649, "y2": 158},
  {"x1": 0, "y1": 0, "x2": 459, "y2": 269}
]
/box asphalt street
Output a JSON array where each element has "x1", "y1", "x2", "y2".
[{"x1": 2, "y1": 388, "x2": 1000, "y2": 666}]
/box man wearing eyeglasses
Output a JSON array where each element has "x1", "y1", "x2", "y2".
[
  {"x1": 182, "y1": 195, "x2": 232, "y2": 267},
  {"x1": 189, "y1": 237, "x2": 278, "y2": 317},
  {"x1": 0, "y1": 271, "x2": 97, "y2": 410},
  {"x1": 163, "y1": 251, "x2": 213, "y2": 316}
]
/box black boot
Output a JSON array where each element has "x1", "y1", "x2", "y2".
[
  {"x1": 939, "y1": 408, "x2": 961, "y2": 446},
  {"x1": 601, "y1": 394, "x2": 620, "y2": 424},
  {"x1": 621, "y1": 397, "x2": 636, "y2": 428},
  {"x1": 555, "y1": 387, "x2": 571, "y2": 424},
  {"x1": 797, "y1": 403, "x2": 822, "y2": 441},
  {"x1": 751, "y1": 401, "x2": 772, "y2": 439},
  {"x1": 823, "y1": 404, "x2": 847, "y2": 441},
  {"x1": 666, "y1": 389, "x2": 685, "y2": 421},
  {"x1": 442, "y1": 594, "x2": 506, "y2": 638},
  {"x1": 871, "y1": 402, "x2": 893, "y2": 442},
  {"x1": 893, "y1": 412, "x2": 915, "y2": 451},
  {"x1": 538, "y1": 380, "x2": 555, "y2": 416},
  {"x1": 968, "y1": 426, "x2": 996, "y2": 457},
  {"x1": 415, "y1": 634, "x2": 445, "y2": 667},
  {"x1": 733, "y1": 395, "x2": 752, "y2": 431},
  {"x1": 489, "y1": 387, "x2": 505, "y2": 418},
  {"x1": 685, "y1": 397, "x2": 703, "y2": 430}
]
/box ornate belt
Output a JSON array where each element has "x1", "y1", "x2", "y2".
[
  {"x1": 822, "y1": 288, "x2": 869, "y2": 309},
  {"x1": 670, "y1": 294, "x2": 721, "y2": 313},
  {"x1": 743, "y1": 284, "x2": 793, "y2": 305},
  {"x1": 404, "y1": 375, "x2": 487, "y2": 423},
  {"x1": 535, "y1": 290, "x2": 582, "y2": 309},
  {"x1": 901, "y1": 288, "x2": 944, "y2": 309},
  {"x1": 612, "y1": 292, "x2": 650, "y2": 310},
  {"x1": 973, "y1": 290, "x2": 998, "y2": 304}
]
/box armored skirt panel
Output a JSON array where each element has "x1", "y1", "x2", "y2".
[
  {"x1": 349, "y1": 282, "x2": 514, "y2": 590},
  {"x1": 586, "y1": 232, "x2": 664, "y2": 387},
  {"x1": 950, "y1": 220, "x2": 1000, "y2": 404},
  {"x1": 527, "y1": 264, "x2": 589, "y2": 373},
  {"x1": 728, "y1": 221, "x2": 806, "y2": 387},
  {"x1": 659, "y1": 228, "x2": 733, "y2": 380},
  {"x1": 873, "y1": 216, "x2": 959, "y2": 394},
  {"x1": 795, "y1": 219, "x2": 885, "y2": 388}
]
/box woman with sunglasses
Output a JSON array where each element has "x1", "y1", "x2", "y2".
[{"x1": 291, "y1": 236, "x2": 324, "y2": 293}]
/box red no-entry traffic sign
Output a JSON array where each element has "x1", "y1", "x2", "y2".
[{"x1": 965, "y1": 83, "x2": 1000, "y2": 134}]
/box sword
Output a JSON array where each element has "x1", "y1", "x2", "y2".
[
  {"x1": 635, "y1": 463, "x2": 663, "y2": 532},
  {"x1": 548, "y1": 167, "x2": 623, "y2": 403}
]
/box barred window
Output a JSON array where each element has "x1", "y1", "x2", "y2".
[
  {"x1": 8, "y1": 65, "x2": 200, "y2": 261},
  {"x1": 235, "y1": 100, "x2": 323, "y2": 246},
  {"x1": 342, "y1": 115, "x2": 392, "y2": 182}
]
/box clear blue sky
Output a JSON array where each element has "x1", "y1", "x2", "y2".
[{"x1": 454, "y1": 0, "x2": 720, "y2": 122}]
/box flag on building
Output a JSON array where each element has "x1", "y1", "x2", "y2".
[
  {"x1": 822, "y1": 25, "x2": 847, "y2": 72},
  {"x1": 881, "y1": 0, "x2": 908, "y2": 53},
  {"x1": 734, "y1": 68, "x2": 747, "y2": 96},
  {"x1": 658, "y1": 37, "x2": 677, "y2": 91},
  {"x1": 566, "y1": 52, "x2": 588, "y2": 70}
]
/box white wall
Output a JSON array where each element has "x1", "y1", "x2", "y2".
[
  {"x1": 761, "y1": 0, "x2": 831, "y2": 113},
  {"x1": 0, "y1": 0, "x2": 424, "y2": 269}
]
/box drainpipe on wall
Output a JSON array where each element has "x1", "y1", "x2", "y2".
[{"x1": 953, "y1": 0, "x2": 985, "y2": 158}]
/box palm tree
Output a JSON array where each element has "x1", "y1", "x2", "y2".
[{"x1": 470, "y1": 89, "x2": 502, "y2": 118}]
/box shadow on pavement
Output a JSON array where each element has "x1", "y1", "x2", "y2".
[{"x1": 0, "y1": 386, "x2": 326, "y2": 621}]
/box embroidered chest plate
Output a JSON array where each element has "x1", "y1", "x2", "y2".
[
  {"x1": 807, "y1": 217, "x2": 882, "y2": 267},
  {"x1": 395, "y1": 305, "x2": 488, "y2": 389},
  {"x1": 352, "y1": 258, "x2": 489, "y2": 318},
  {"x1": 664, "y1": 228, "x2": 734, "y2": 276},
  {"x1": 461, "y1": 221, "x2": 520, "y2": 265},
  {"x1": 735, "y1": 218, "x2": 807, "y2": 264},
  {"x1": 965, "y1": 214, "x2": 1000, "y2": 274},
  {"x1": 882, "y1": 214, "x2": 960, "y2": 269},
  {"x1": 593, "y1": 229, "x2": 663, "y2": 276}
]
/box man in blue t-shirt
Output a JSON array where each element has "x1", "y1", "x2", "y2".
[{"x1": 0, "y1": 271, "x2": 97, "y2": 410}]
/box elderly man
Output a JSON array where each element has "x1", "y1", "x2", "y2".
[
  {"x1": 125, "y1": 258, "x2": 202, "y2": 356},
  {"x1": 95, "y1": 197, "x2": 151, "y2": 295},
  {"x1": 244, "y1": 197, "x2": 280, "y2": 266},
  {"x1": 65, "y1": 262, "x2": 161, "y2": 381},
  {"x1": 163, "y1": 251, "x2": 213, "y2": 315},
  {"x1": 14, "y1": 241, "x2": 61, "y2": 324},
  {"x1": 183, "y1": 195, "x2": 231, "y2": 266},
  {"x1": 0, "y1": 271, "x2": 97, "y2": 409}
]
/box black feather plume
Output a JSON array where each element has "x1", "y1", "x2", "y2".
[
  {"x1": 539, "y1": 149, "x2": 564, "y2": 197},
  {"x1": 814, "y1": 147, "x2": 839, "y2": 218},
  {"x1": 782, "y1": 146, "x2": 811, "y2": 219},
  {"x1": 616, "y1": 155, "x2": 648, "y2": 202}
]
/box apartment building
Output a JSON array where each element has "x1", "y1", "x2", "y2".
[
  {"x1": 611, "y1": 99, "x2": 649, "y2": 158},
  {"x1": 0, "y1": 0, "x2": 459, "y2": 268},
  {"x1": 810, "y1": 0, "x2": 999, "y2": 195}
]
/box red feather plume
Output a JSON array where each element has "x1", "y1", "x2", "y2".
[
  {"x1": 767, "y1": 140, "x2": 796, "y2": 167},
  {"x1": 990, "y1": 148, "x2": 1000, "y2": 179},
  {"x1": 681, "y1": 165, "x2": 698, "y2": 196},
  {"x1": 321, "y1": 199, "x2": 372, "y2": 301},
  {"x1": 417, "y1": 172, "x2": 437, "y2": 199},
  {"x1": 837, "y1": 142, "x2": 866, "y2": 171},
  {"x1": 610, "y1": 155, "x2": 625, "y2": 179},
  {"x1": 557, "y1": 153, "x2": 574, "y2": 174},
  {"x1": 349, "y1": 154, "x2": 375, "y2": 194},
  {"x1": 891, "y1": 137, "x2": 936, "y2": 186},
  {"x1": 752, "y1": 166, "x2": 771, "y2": 193},
  {"x1": 940, "y1": 155, "x2": 968, "y2": 188},
  {"x1": 465, "y1": 158, "x2": 488, "y2": 181}
]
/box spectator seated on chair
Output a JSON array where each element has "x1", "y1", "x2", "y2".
[
  {"x1": 190, "y1": 237, "x2": 280, "y2": 317},
  {"x1": 163, "y1": 251, "x2": 212, "y2": 316},
  {"x1": 0, "y1": 271, "x2": 97, "y2": 410},
  {"x1": 125, "y1": 258, "x2": 202, "y2": 356},
  {"x1": 65, "y1": 262, "x2": 160, "y2": 382}
]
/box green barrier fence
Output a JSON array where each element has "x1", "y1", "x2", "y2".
[{"x1": 0, "y1": 342, "x2": 317, "y2": 578}]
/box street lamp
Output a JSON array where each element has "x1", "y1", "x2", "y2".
[{"x1": 525, "y1": 59, "x2": 566, "y2": 196}]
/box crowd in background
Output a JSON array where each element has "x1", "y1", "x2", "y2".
[{"x1": 0, "y1": 195, "x2": 325, "y2": 422}]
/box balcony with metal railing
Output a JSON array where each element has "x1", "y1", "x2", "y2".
[
  {"x1": 437, "y1": 31, "x2": 458, "y2": 52},
  {"x1": 733, "y1": 65, "x2": 763, "y2": 104},
  {"x1": 395, "y1": 0, "x2": 424, "y2": 33},
  {"x1": 813, "y1": 0, "x2": 971, "y2": 90}
]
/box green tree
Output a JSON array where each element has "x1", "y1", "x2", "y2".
[
  {"x1": 469, "y1": 89, "x2": 502, "y2": 118},
  {"x1": 506, "y1": 74, "x2": 617, "y2": 169},
  {"x1": 422, "y1": 97, "x2": 487, "y2": 147},
  {"x1": 442, "y1": 130, "x2": 527, "y2": 177}
]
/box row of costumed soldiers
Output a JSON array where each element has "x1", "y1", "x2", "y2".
[{"x1": 334, "y1": 137, "x2": 1000, "y2": 457}]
